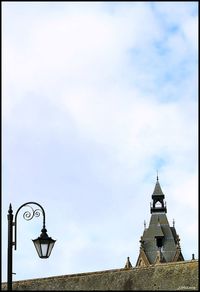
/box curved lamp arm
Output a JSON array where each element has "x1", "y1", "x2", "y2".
[{"x1": 14, "y1": 202, "x2": 46, "y2": 250}]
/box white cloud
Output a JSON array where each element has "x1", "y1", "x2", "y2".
[{"x1": 182, "y1": 16, "x2": 198, "y2": 52}]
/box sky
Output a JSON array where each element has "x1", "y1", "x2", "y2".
[{"x1": 2, "y1": 1, "x2": 198, "y2": 283}]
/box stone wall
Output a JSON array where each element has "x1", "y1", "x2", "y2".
[{"x1": 1, "y1": 260, "x2": 198, "y2": 291}]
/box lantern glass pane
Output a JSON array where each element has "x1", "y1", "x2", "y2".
[
  {"x1": 33, "y1": 239, "x2": 42, "y2": 257},
  {"x1": 40, "y1": 242, "x2": 49, "y2": 258},
  {"x1": 47, "y1": 241, "x2": 55, "y2": 257}
]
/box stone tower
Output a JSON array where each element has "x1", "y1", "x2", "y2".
[{"x1": 135, "y1": 176, "x2": 184, "y2": 267}]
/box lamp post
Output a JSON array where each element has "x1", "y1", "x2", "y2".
[{"x1": 7, "y1": 202, "x2": 56, "y2": 291}]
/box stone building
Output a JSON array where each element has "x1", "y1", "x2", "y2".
[
  {"x1": 136, "y1": 176, "x2": 184, "y2": 267},
  {"x1": 1, "y1": 260, "x2": 198, "y2": 290}
]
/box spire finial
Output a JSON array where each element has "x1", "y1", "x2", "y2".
[
  {"x1": 124, "y1": 256, "x2": 133, "y2": 269},
  {"x1": 157, "y1": 170, "x2": 159, "y2": 181},
  {"x1": 173, "y1": 219, "x2": 175, "y2": 227},
  {"x1": 144, "y1": 220, "x2": 146, "y2": 230}
]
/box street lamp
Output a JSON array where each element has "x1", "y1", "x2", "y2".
[{"x1": 7, "y1": 202, "x2": 56, "y2": 291}]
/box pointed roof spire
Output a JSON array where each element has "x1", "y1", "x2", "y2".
[
  {"x1": 151, "y1": 175, "x2": 167, "y2": 213},
  {"x1": 124, "y1": 256, "x2": 133, "y2": 269},
  {"x1": 152, "y1": 174, "x2": 164, "y2": 197}
]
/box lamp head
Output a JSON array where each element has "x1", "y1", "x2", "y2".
[{"x1": 32, "y1": 228, "x2": 56, "y2": 259}]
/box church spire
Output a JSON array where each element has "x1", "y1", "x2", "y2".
[
  {"x1": 136, "y1": 176, "x2": 184, "y2": 267},
  {"x1": 152, "y1": 173, "x2": 164, "y2": 197},
  {"x1": 151, "y1": 176, "x2": 167, "y2": 213}
]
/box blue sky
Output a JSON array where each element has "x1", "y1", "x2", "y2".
[{"x1": 2, "y1": 1, "x2": 198, "y2": 282}]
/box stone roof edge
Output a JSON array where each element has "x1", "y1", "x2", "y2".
[{"x1": 2, "y1": 260, "x2": 198, "y2": 284}]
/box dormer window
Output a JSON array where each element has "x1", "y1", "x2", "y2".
[{"x1": 156, "y1": 237, "x2": 163, "y2": 248}]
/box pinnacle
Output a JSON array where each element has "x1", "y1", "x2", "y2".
[{"x1": 152, "y1": 180, "x2": 164, "y2": 196}]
